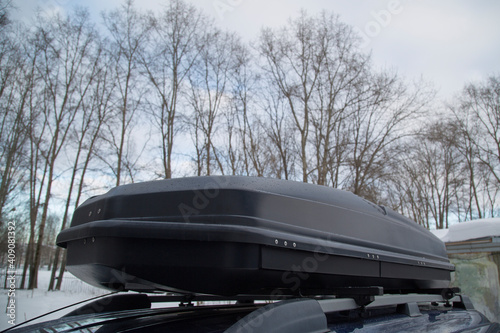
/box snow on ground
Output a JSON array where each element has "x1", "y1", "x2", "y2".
[
  {"x1": 1, "y1": 269, "x2": 108, "y2": 331},
  {"x1": 431, "y1": 218, "x2": 500, "y2": 243},
  {"x1": 1, "y1": 269, "x2": 236, "y2": 331}
]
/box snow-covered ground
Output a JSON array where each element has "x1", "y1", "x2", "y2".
[
  {"x1": 1, "y1": 269, "x2": 235, "y2": 331},
  {"x1": 1, "y1": 269, "x2": 108, "y2": 331}
]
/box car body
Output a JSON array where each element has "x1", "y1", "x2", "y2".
[{"x1": 7, "y1": 177, "x2": 498, "y2": 332}]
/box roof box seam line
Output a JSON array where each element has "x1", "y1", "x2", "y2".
[{"x1": 58, "y1": 220, "x2": 451, "y2": 265}]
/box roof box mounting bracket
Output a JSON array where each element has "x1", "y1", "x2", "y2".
[{"x1": 333, "y1": 286, "x2": 384, "y2": 307}]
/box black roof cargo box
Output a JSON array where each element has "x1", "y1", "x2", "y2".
[{"x1": 56, "y1": 176, "x2": 454, "y2": 296}]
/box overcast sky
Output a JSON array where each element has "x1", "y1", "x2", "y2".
[{"x1": 12, "y1": 0, "x2": 500, "y2": 101}]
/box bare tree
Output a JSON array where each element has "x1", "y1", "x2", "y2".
[
  {"x1": 21, "y1": 68, "x2": 46, "y2": 290},
  {"x1": 258, "y1": 81, "x2": 296, "y2": 179},
  {"x1": 19, "y1": 26, "x2": 50, "y2": 289},
  {"x1": 101, "y1": 0, "x2": 150, "y2": 186},
  {"x1": 390, "y1": 122, "x2": 465, "y2": 229},
  {"x1": 55, "y1": 58, "x2": 116, "y2": 291},
  {"x1": 48, "y1": 42, "x2": 113, "y2": 291},
  {"x1": 0, "y1": 20, "x2": 32, "y2": 276},
  {"x1": 187, "y1": 28, "x2": 239, "y2": 176},
  {"x1": 139, "y1": 0, "x2": 205, "y2": 179},
  {"x1": 0, "y1": 27, "x2": 30, "y2": 223},
  {"x1": 388, "y1": 147, "x2": 431, "y2": 228},
  {"x1": 218, "y1": 97, "x2": 242, "y2": 175},
  {"x1": 309, "y1": 14, "x2": 370, "y2": 187},
  {"x1": 218, "y1": 37, "x2": 259, "y2": 176},
  {"x1": 28, "y1": 8, "x2": 98, "y2": 289},
  {"x1": 0, "y1": 0, "x2": 11, "y2": 31},
  {"x1": 344, "y1": 75, "x2": 433, "y2": 202},
  {"x1": 258, "y1": 11, "x2": 326, "y2": 183},
  {"x1": 451, "y1": 75, "x2": 500, "y2": 218},
  {"x1": 463, "y1": 76, "x2": 500, "y2": 183}
]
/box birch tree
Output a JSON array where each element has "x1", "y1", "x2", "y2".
[
  {"x1": 0, "y1": 27, "x2": 30, "y2": 223},
  {"x1": 48, "y1": 42, "x2": 113, "y2": 291},
  {"x1": 28, "y1": 9, "x2": 98, "y2": 289}
]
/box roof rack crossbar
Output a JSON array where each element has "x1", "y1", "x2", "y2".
[
  {"x1": 60, "y1": 292, "x2": 472, "y2": 320},
  {"x1": 318, "y1": 294, "x2": 463, "y2": 316},
  {"x1": 147, "y1": 294, "x2": 299, "y2": 304}
]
